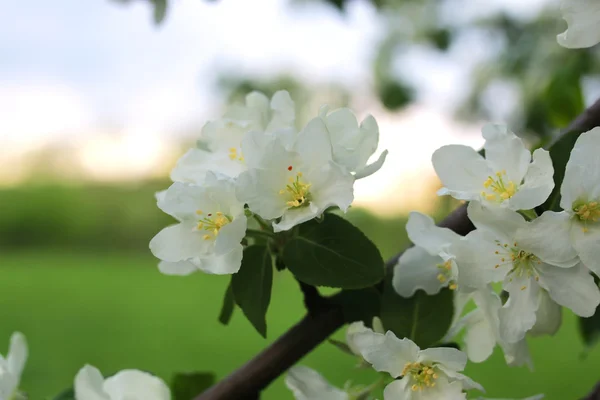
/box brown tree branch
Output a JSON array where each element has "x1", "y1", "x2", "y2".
[{"x1": 196, "y1": 98, "x2": 600, "y2": 400}]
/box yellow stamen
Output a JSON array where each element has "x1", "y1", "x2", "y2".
[{"x1": 482, "y1": 170, "x2": 518, "y2": 202}]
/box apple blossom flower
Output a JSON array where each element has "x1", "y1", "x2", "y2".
[
  {"x1": 171, "y1": 90, "x2": 295, "y2": 182},
  {"x1": 452, "y1": 202, "x2": 600, "y2": 343},
  {"x1": 0, "y1": 332, "x2": 27, "y2": 400},
  {"x1": 237, "y1": 117, "x2": 354, "y2": 232},
  {"x1": 316, "y1": 106, "x2": 388, "y2": 179},
  {"x1": 150, "y1": 172, "x2": 247, "y2": 275},
  {"x1": 444, "y1": 289, "x2": 532, "y2": 367},
  {"x1": 346, "y1": 317, "x2": 385, "y2": 356},
  {"x1": 74, "y1": 364, "x2": 170, "y2": 400},
  {"x1": 432, "y1": 124, "x2": 554, "y2": 210},
  {"x1": 393, "y1": 212, "x2": 462, "y2": 297},
  {"x1": 351, "y1": 328, "x2": 483, "y2": 400},
  {"x1": 285, "y1": 366, "x2": 348, "y2": 400},
  {"x1": 557, "y1": 0, "x2": 600, "y2": 48},
  {"x1": 515, "y1": 127, "x2": 600, "y2": 276}
]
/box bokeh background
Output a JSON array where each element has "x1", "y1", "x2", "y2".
[{"x1": 2, "y1": 0, "x2": 600, "y2": 398}]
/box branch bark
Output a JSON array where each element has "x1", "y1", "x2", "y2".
[{"x1": 196, "y1": 98, "x2": 600, "y2": 400}]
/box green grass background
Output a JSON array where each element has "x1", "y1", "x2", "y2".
[{"x1": 1, "y1": 183, "x2": 600, "y2": 399}]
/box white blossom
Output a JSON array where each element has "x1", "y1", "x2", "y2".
[
  {"x1": 237, "y1": 118, "x2": 354, "y2": 232},
  {"x1": 516, "y1": 127, "x2": 600, "y2": 276},
  {"x1": 150, "y1": 172, "x2": 247, "y2": 275},
  {"x1": 171, "y1": 91, "x2": 295, "y2": 182},
  {"x1": 351, "y1": 328, "x2": 483, "y2": 400},
  {"x1": 346, "y1": 317, "x2": 385, "y2": 356},
  {"x1": 444, "y1": 289, "x2": 532, "y2": 367},
  {"x1": 0, "y1": 332, "x2": 27, "y2": 400},
  {"x1": 432, "y1": 124, "x2": 554, "y2": 210},
  {"x1": 316, "y1": 106, "x2": 388, "y2": 179},
  {"x1": 74, "y1": 364, "x2": 170, "y2": 400},
  {"x1": 285, "y1": 366, "x2": 348, "y2": 400},
  {"x1": 452, "y1": 202, "x2": 600, "y2": 343},
  {"x1": 557, "y1": 0, "x2": 600, "y2": 48},
  {"x1": 393, "y1": 212, "x2": 462, "y2": 297}
]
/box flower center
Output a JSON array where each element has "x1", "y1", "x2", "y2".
[
  {"x1": 228, "y1": 147, "x2": 244, "y2": 162},
  {"x1": 279, "y1": 169, "x2": 311, "y2": 208},
  {"x1": 493, "y1": 241, "x2": 541, "y2": 289},
  {"x1": 481, "y1": 170, "x2": 517, "y2": 202},
  {"x1": 196, "y1": 210, "x2": 232, "y2": 240},
  {"x1": 436, "y1": 260, "x2": 457, "y2": 290},
  {"x1": 573, "y1": 201, "x2": 600, "y2": 232},
  {"x1": 402, "y1": 362, "x2": 439, "y2": 391}
]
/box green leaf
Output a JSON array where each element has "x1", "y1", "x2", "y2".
[
  {"x1": 218, "y1": 281, "x2": 235, "y2": 325},
  {"x1": 283, "y1": 214, "x2": 384, "y2": 289},
  {"x1": 232, "y1": 245, "x2": 273, "y2": 337},
  {"x1": 152, "y1": 0, "x2": 167, "y2": 24},
  {"x1": 52, "y1": 388, "x2": 75, "y2": 400},
  {"x1": 540, "y1": 130, "x2": 583, "y2": 212},
  {"x1": 380, "y1": 276, "x2": 454, "y2": 348},
  {"x1": 171, "y1": 372, "x2": 215, "y2": 400},
  {"x1": 332, "y1": 287, "x2": 381, "y2": 325}
]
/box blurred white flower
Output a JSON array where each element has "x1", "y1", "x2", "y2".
[
  {"x1": 285, "y1": 366, "x2": 348, "y2": 400},
  {"x1": 171, "y1": 90, "x2": 295, "y2": 182},
  {"x1": 0, "y1": 332, "x2": 27, "y2": 400},
  {"x1": 432, "y1": 124, "x2": 553, "y2": 210},
  {"x1": 74, "y1": 364, "x2": 170, "y2": 400},
  {"x1": 393, "y1": 211, "x2": 462, "y2": 297},
  {"x1": 557, "y1": 0, "x2": 600, "y2": 48},
  {"x1": 317, "y1": 106, "x2": 388, "y2": 179},
  {"x1": 452, "y1": 202, "x2": 599, "y2": 343},
  {"x1": 351, "y1": 328, "x2": 482, "y2": 400},
  {"x1": 150, "y1": 172, "x2": 247, "y2": 275},
  {"x1": 237, "y1": 118, "x2": 354, "y2": 232},
  {"x1": 516, "y1": 127, "x2": 600, "y2": 277}
]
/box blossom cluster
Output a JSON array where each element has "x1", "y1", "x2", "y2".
[{"x1": 150, "y1": 91, "x2": 387, "y2": 276}]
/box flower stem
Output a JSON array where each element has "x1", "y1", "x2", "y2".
[{"x1": 245, "y1": 229, "x2": 275, "y2": 240}]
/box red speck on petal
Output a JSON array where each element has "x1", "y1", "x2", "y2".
[
  {"x1": 287, "y1": 166, "x2": 293, "y2": 171},
  {"x1": 207, "y1": 213, "x2": 212, "y2": 217}
]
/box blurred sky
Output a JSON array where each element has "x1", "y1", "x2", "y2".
[{"x1": 0, "y1": 0, "x2": 558, "y2": 212}]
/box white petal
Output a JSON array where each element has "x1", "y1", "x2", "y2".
[
  {"x1": 346, "y1": 322, "x2": 369, "y2": 356},
  {"x1": 74, "y1": 365, "x2": 110, "y2": 400},
  {"x1": 294, "y1": 117, "x2": 334, "y2": 168},
  {"x1": 501, "y1": 338, "x2": 532, "y2": 369},
  {"x1": 354, "y1": 149, "x2": 388, "y2": 180},
  {"x1": 452, "y1": 230, "x2": 510, "y2": 290},
  {"x1": 236, "y1": 169, "x2": 288, "y2": 220},
  {"x1": 499, "y1": 275, "x2": 540, "y2": 343},
  {"x1": 214, "y1": 216, "x2": 247, "y2": 255},
  {"x1": 157, "y1": 182, "x2": 205, "y2": 221},
  {"x1": 406, "y1": 211, "x2": 461, "y2": 255},
  {"x1": 482, "y1": 124, "x2": 530, "y2": 184},
  {"x1": 467, "y1": 202, "x2": 526, "y2": 241},
  {"x1": 435, "y1": 365, "x2": 484, "y2": 392},
  {"x1": 150, "y1": 223, "x2": 210, "y2": 263},
  {"x1": 351, "y1": 331, "x2": 419, "y2": 378},
  {"x1": 393, "y1": 247, "x2": 446, "y2": 297},
  {"x1": 462, "y1": 311, "x2": 496, "y2": 363},
  {"x1": 418, "y1": 348, "x2": 467, "y2": 372},
  {"x1": 240, "y1": 130, "x2": 275, "y2": 169},
  {"x1": 273, "y1": 203, "x2": 321, "y2": 233},
  {"x1": 557, "y1": 0, "x2": 600, "y2": 48},
  {"x1": 308, "y1": 162, "x2": 355, "y2": 213},
  {"x1": 560, "y1": 127, "x2": 600, "y2": 210},
  {"x1": 267, "y1": 90, "x2": 295, "y2": 132},
  {"x1": 537, "y1": 262, "x2": 600, "y2": 317},
  {"x1": 6, "y1": 332, "x2": 27, "y2": 383},
  {"x1": 420, "y1": 380, "x2": 467, "y2": 400},
  {"x1": 199, "y1": 246, "x2": 244, "y2": 275},
  {"x1": 382, "y1": 379, "x2": 410, "y2": 400},
  {"x1": 432, "y1": 145, "x2": 492, "y2": 201},
  {"x1": 571, "y1": 222, "x2": 600, "y2": 276},
  {"x1": 157, "y1": 260, "x2": 201, "y2": 276},
  {"x1": 285, "y1": 366, "x2": 348, "y2": 400},
  {"x1": 508, "y1": 149, "x2": 555, "y2": 210},
  {"x1": 529, "y1": 290, "x2": 562, "y2": 337},
  {"x1": 103, "y1": 370, "x2": 170, "y2": 400},
  {"x1": 514, "y1": 211, "x2": 578, "y2": 267}
]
